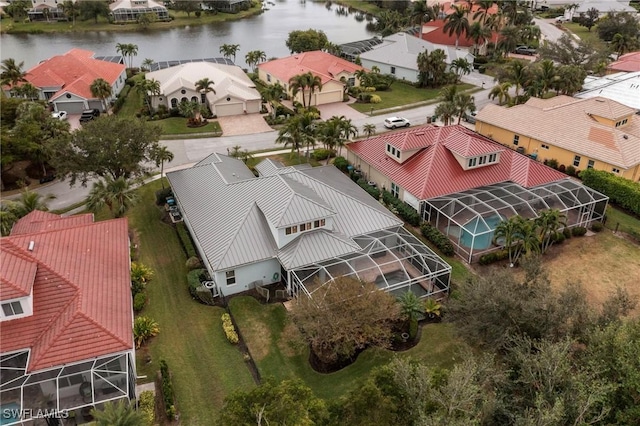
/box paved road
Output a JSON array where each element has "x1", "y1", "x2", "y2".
[{"x1": 534, "y1": 18, "x2": 566, "y2": 43}]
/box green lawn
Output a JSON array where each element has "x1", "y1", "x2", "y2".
[
  {"x1": 561, "y1": 22, "x2": 601, "y2": 43},
  {"x1": 229, "y1": 296, "x2": 465, "y2": 401},
  {"x1": 156, "y1": 117, "x2": 222, "y2": 135},
  {"x1": 117, "y1": 74, "x2": 145, "y2": 118},
  {"x1": 123, "y1": 181, "x2": 255, "y2": 425},
  {"x1": 605, "y1": 205, "x2": 640, "y2": 236},
  {"x1": 350, "y1": 83, "x2": 475, "y2": 114}
]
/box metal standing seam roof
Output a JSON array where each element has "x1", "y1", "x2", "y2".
[
  {"x1": 577, "y1": 71, "x2": 640, "y2": 110},
  {"x1": 278, "y1": 230, "x2": 361, "y2": 269},
  {"x1": 167, "y1": 155, "x2": 402, "y2": 271}
]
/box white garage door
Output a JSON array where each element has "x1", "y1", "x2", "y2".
[
  {"x1": 315, "y1": 91, "x2": 342, "y2": 106},
  {"x1": 216, "y1": 103, "x2": 244, "y2": 117},
  {"x1": 54, "y1": 101, "x2": 85, "y2": 114}
]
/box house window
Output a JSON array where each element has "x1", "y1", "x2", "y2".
[
  {"x1": 181, "y1": 89, "x2": 186, "y2": 95},
  {"x1": 300, "y1": 222, "x2": 312, "y2": 232},
  {"x1": 573, "y1": 155, "x2": 581, "y2": 167},
  {"x1": 513, "y1": 135, "x2": 520, "y2": 146},
  {"x1": 314, "y1": 219, "x2": 325, "y2": 228},
  {"x1": 391, "y1": 182, "x2": 399, "y2": 198},
  {"x1": 181, "y1": 97, "x2": 188, "y2": 103},
  {"x1": 488, "y1": 153, "x2": 497, "y2": 163},
  {"x1": 468, "y1": 157, "x2": 477, "y2": 167},
  {"x1": 541, "y1": 144, "x2": 549, "y2": 150},
  {"x1": 201, "y1": 93, "x2": 206, "y2": 104},
  {"x1": 390, "y1": 66, "x2": 396, "y2": 75},
  {"x1": 2, "y1": 301, "x2": 23, "y2": 317},
  {"x1": 191, "y1": 96, "x2": 198, "y2": 103},
  {"x1": 171, "y1": 98, "x2": 178, "y2": 108},
  {"x1": 395, "y1": 150, "x2": 400, "y2": 159},
  {"x1": 612, "y1": 168, "x2": 620, "y2": 173},
  {"x1": 348, "y1": 77, "x2": 355, "y2": 86},
  {"x1": 587, "y1": 159, "x2": 595, "y2": 169},
  {"x1": 267, "y1": 74, "x2": 272, "y2": 82},
  {"x1": 478, "y1": 156, "x2": 486, "y2": 165},
  {"x1": 386, "y1": 143, "x2": 391, "y2": 153},
  {"x1": 285, "y1": 225, "x2": 298, "y2": 235},
  {"x1": 226, "y1": 270, "x2": 236, "y2": 286}
]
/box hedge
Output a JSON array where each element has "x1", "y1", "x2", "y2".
[
  {"x1": 312, "y1": 148, "x2": 335, "y2": 161},
  {"x1": 221, "y1": 313, "x2": 239, "y2": 344},
  {"x1": 175, "y1": 222, "x2": 197, "y2": 258},
  {"x1": 478, "y1": 249, "x2": 509, "y2": 265},
  {"x1": 356, "y1": 178, "x2": 381, "y2": 199},
  {"x1": 187, "y1": 269, "x2": 206, "y2": 298},
  {"x1": 581, "y1": 168, "x2": 640, "y2": 216},
  {"x1": 138, "y1": 390, "x2": 155, "y2": 425},
  {"x1": 382, "y1": 190, "x2": 420, "y2": 226},
  {"x1": 159, "y1": 360, "x2": 176, "y2": 421},
  {"x1": 420, "y1": 223, "x2": 455, "y2": 256},
  {"x1": 333, "y1": 156, "x2": 349, "y2": 172}
]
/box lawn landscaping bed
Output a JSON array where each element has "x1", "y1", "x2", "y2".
[{"x1": 228, "y1": 296, "x2": 465, "y2": 402}]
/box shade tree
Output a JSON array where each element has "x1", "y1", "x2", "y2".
[{"x1": 285, "y1": 29, "x2": 328, "y2": 53}]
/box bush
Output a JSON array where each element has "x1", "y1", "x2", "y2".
[
  {"x1": 565, "y1": 165, "x2": 576, "y2": 176},
  {"x1": 420, "y1": 223, "x2": 455, "y2": 256},
  {"x1": 221, "y1": 313, "x2": 239, "y2": 344},
  {"x1": 333, "y1": 156, "x2": 349, "y2": 172},
  {"x1": 312, "y1": 148, "x2": 335, "y2": 161},
  {"x1": 186, "y1": 256, "x2": 202, "y2": 270},
  {"x1": 370, "y1": 94, "x2": 382, "y2": 103},
  {"x1": 357, "y1": 92, "x2": 373, "y2": 103},
  {"x1": 558, "y1": 164, "x2": 566, "y2": 173},
  {"x1": 159, "y1": 360, "x2": 176, "y2": 420},
  {"x1": 563, "y1": 228, "x2": 572, "y2": 239},
  {"x1": 572, "y1": 226, "x2": 587, "y2": 237},
  {"x1": 591, "y1": 222, "x2": 603, "y2": 232},
  {"x1": 546, "y1": 159, "x2": 559, "y2": 169},
  {"x1": 581, "y1": 168, "x2": 640, "y2": 217},
  {"x1": 381, "y1": 190, "x2": 420, "y2": 226},
  {"x1": 133, "y1": 292, "x2": 147, "y2": 313},
  {"x1": 478, "y1": 250, "x2": 509, "y2": 265},
  {"x1": 187, "y1": 269, "x2": 205, "y2": 298},
  {"x1": 552, "y1": 231, "x2": 566, "y2": 244},
  {"x1": 357, "y1": 178, "x2": 381, "y2": 199},
  {"x1": 176, "y1": 222, "x2": 197, "y2": 258},
  {"x1": 155, "y1": 187, "x2": 173, "y2": 205},
  {"x1": 138, "y1": 391, "x2": 155, "y2": 425}
]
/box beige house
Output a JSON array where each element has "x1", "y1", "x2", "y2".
[
  {"x1": 257, "y1": 50, "x2": 364, "y2": 106},
  {"x1": 475, "y1": 96, "x2": 640, "y2": 182},
  {"x1": 146, "y1": 62, "x2": 261, "y2": 117}
]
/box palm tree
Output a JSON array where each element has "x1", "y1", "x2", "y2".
[
  {"x1": 1, "y1": 58, "x2": 27, "y2": 87},
  {"x1": 502, "y1": 60, "x2": 529, "y2": 99},
  {"x1": 473, "y1": 0, "x2": 494, "y2": 25},
  {"x1": 90, "y1": 78, "x2": 112, "y2": 113},
  {"x1": 245, "y1": 50, "x2": 266, "y2": 73},
  {"x1": 488, "y1": 82, "x2": 512, "y2": 106},
  {"x1": 288, "y1": 73, "x2": 309, "y2": 108},
  {"x1": 323, "y1": 42, "x2": 342, "y2": 56},
  {"x1": 434, "y1": 101, "x2": 458, "y2": 126},
  {"x1": 141, "y1": 58, "x2": 154, "y2": 71},
  {"x1": 133, "y1": 316, "x2": 159, "y2": 348},
  {"x1": 9, "y1": 189, "x2": 55, "y2": 218},
  {"x1": 195, "y1": 77, "x2": 216, "y2": 105},
  {"x1": 536, "y1": 59, "x2": 556, "y2": 97},
  {"x1": 275, "y1": 113, "x2": 318, "y2": 161},
  {"x1": 362, "y1": 123, "x2": 376, "y2": 138},
  {"x1": 497, "y1": 25, "x2": 520, "y2": 57},
  {"x1": 86, "y1": 176, "x2": 138, "y2": 218},
  {"x1": 317, "y1": 119, "x2": 341, "y2": 152},
  {"x1": 518, "y1": 220, "x2": 541, "y2": 260},
  {"x1": 424, "y1": 298, "x2": 442, "y2": 319},
  {"x1": 443, "y1": 5, "x2": 469, "y2": 49},
  {"x1": 0, "y1": 204, "x2": 18, "y2": 237},
  {"x1": 91, "y1": 399, "x2": 145, "y2": 426},
  {"x1": 535, "y1": 209, "x2": 567, "y2": 253},
  {"x1": 493, "y1": 215, "x2": 523, "y2": 267},
  {"x1": 440, "y1": 84, "x2": 459, "y2": 103},
  {"x1": 219, "y1": 44, "x2": 240, "y2": 63},
  {"x1": 336, "y1": 116, "x2": 357, "y2": 156},
  {"x1": 152, "y1": 146, "x2": 174, "y2": 188},
  {"x1": 135, "y1": 78, "x2": 160, "y2": 115},
  {"x1": 305, "y1": 72, "x2": 323, "y2": 107},
  {"x1": 61, "y1": 0, "x2": 78, "y2": 26},
  {"x1": 115, "y1": 43, "x2": 138, "y2": 69},
  {"x1": 177, "y1": 100, "x2": 199, "y2": 124},
  {"x1": 12, "y1": 82, "x2": 39, "y2": 100},
  {"x1": 611, "y1": 33, "x2": 633, "y2": 57},
  {"x1": 453, "y1": 92, "x2": 475, "y2": 124},
  {"x1": 398, "y1": 291, "x2": 423, "y2": 339},
  {"x1": 263, "y1": 83, "x2": 285, "y2": 118},
  {"x1": 467, "y1": 21, "x2": 492, "y2": 55},
  {"x1": 486, "y1": 12, "x2": 505, "y2": 45},
  {"x1": 450, "y1": 58, "x2": 472, "y2": 83}
]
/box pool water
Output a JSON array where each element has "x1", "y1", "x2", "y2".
[
  {"x1": 460, "y1": 214, "x2": 504, "y2": 250},
  {"x1": 375, "y1": 270, "x2": 406, "y2": 289}
]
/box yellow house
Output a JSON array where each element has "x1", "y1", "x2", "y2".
[
  {"x1": 257, "y1": 50, "x2": 364, "y2": 106},
  {"x1": 475, "y1": 96, "x2": 640, "y2": 182}
]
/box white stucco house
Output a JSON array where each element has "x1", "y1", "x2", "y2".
[
  {"x1": 145, "y1": 62, "x2": 262, "y2": 117},
  {"x1": 167, "y1": 155, "x2": 452, "y2": 300},
  {"x1": 358, "y1": 32, "x2": 474, "y2": 84}
]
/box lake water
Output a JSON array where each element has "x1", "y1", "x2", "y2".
[{"x1": 0, "y1": 1, "x2": 375, "y2": 70}]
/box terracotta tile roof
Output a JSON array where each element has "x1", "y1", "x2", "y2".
[
  {"x1": 441, "y1": 1, "x2": 499, "y2": 15},
  {"x1": 420, "y1": 19, "x2": 499, "y2": 48},
  {"x1": 347, "y1": 125, "x2": 567, "y2": 200},
  {"x1": 475, "y1": 96, "x2": 640, "y2": 169},
  {"x1": 23, "y1": 48, "x2": 125, "y2": 101},
  {"x1": 257, "y1": 51, "x2": 364, "y2": 85},
  {"x1": 10, "y1": 211, "x2": 94, "y2": 235},
  {"x1": 607, "y1": 51, "x2": 640, "y2": 73},
  {"x1": 0, "y1": 250, "x2": 37, "y2": 300},
  {"x1": 1, "y1": 215, "x2": 132, "y2": 372}
]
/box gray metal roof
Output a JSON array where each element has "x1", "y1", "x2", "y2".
[
  {"x1": 577, "y1": 71, "x2": 640, "y2": 111},
  {"x1": 167, "y1": 156, "x2": 402, "y2": 271},
  {"x1": 278, "y1": 229, "x2": 360, "y2": 269}
]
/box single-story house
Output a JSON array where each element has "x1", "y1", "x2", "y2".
[
  {"x1": 2, "y1": 48, "x2": 127, "y2": 114},
  {"x1": 0, "y1": 211, "x2": 135, "y2": 425},
  {"x1": 577, "y1": 71, "x2": 640, "y2": 110},
  {"x1": 257, "y1": 51, "x2": 365, "y2": 106},
  {"x1": 358, "y1": 32, "x2": 474, "y2": 84},
  {"x1": 420, "y1": 19, "x2": 500, "y2": 52},
  {"x1": 145, "y1": 62, "x2": 262, "y2": 116},
  {"x1": 28, "y1": 1, "x2": 66, "y2": 21},
  {"x1": 475, "y1": 96, "x2": 640, "y2": 182},
  {"x1": 167, "y1": 155, "x2": 452, "y2": 300},
  {"x1": 109, "y1": 0, "x2": 169, "y2": 23},
  {"x1": 607, "y1": 51, "x2": 640, "y2": 74},
  {"x1": 346, "y1": 124, "x2": 608, "y2": 263}
]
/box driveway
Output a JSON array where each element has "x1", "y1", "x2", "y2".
[
  {"x1": 316, "y1": 101, "x2": 367, "y2": 121},
  {"x1": 217, "y1": 113, "x2": 273, "y2": 136}
]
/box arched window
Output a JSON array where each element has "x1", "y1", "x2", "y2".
[
  {"x1": 170, "y1": 98, "x2": 178, "y2": 108},
  {"x1": 191, "y1": 96, "x2": 198, "y2": 103},
  {"x1": 181, "y1": 97, "x2": 188, "y2": 103}
]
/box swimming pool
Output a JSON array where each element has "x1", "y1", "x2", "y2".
[
  {"x1": 375, "y1": 270, "x2": 407, "y2": 289},
  {"x1": 459, "y1": 214, "x2": 504, "y2": 250}
]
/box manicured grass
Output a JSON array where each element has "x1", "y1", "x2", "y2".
[
  {"x1": 229, "y1": 296, "x2": 465, "y2": 401},
  {"x1": 0, "y1": 7, "x2": 262, "y2": 34},
  {"x1": 116, "y1": 75, "x2": 145, "y2": 118},
  {"x1": 605, "y1": 205, "x2": 640, "y2": 236},
  {"x1": 155, "y1": 117, "x2": 222, "y2": 135},
  {"x1": 122, "y1": 181, "x2": 254, "y2": 424},
  {"x1": 350, "y1": 83, "x2": 474, "y2": 114},
  {"x1": 561, "y1": 22, "x2": 601, "y2": 43}
]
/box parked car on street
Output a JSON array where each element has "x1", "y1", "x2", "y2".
[
  {"x1": 555, "y1": 16, "x2": 570, "y2": 23},
  {"x1": 462, "y1": 111, "x2": 477, "y2": 124},
  {"x1": 384, "y1": 117, "x2": 411, "y2": 129},
  {"x1": 514, "y1": 46, "x2": 537, "y2": 56},
  {"x1": 79, "y1": 109, "x2": 100, "y2": 124},
  {"x1": 51, "y1": 111, "x2": 68, "y2": 121}
]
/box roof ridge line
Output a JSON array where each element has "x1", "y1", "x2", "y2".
[
  {"x1": 214, "y1": 202, "x2": 263, "y2": 270},
  {"x1": 280, "y1": 175, "x2": 337, "y2": 215},
  {"x1": 78, "y1": 311, "x2": 131, "y2": 349}
]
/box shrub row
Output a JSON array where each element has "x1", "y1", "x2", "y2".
[
  {"x1": 478, "y1": 249, "x2": 510, "y2": 265},
  {"x1": 138, "y1": 390, "x2": 155, "y2": 425},
  {"x1": 175, "y1": 222, "x2": 197, "y2": 259},
  {"x1": 581, "y1": 168, "x2": 640, "y2": 216},
  {"x1": 356, "y1": 178, "x2": 381, "y2": 199},
  {"x1": 187, "y1": 269, "x2": 205, "y2": 298},
  {"x1": 159, "y1": 360, "x2": 176, "y2": 421},
  {"x1": 312, "y1": 148, "x2": 335, "y2": 161},
  {"x1": 382, "y1": 190, "x2": 420, "y2": 226},
  {"x1": 333, "y1": 156, "x2": 349, "y2": 172},
  {"x1": 420, "y1": 223, "x2": 455, "y2": 256},
  {"x1": 133, "y1": 292, "x2": 147, "y2": 313},
  {"x1": 221, "y1": 313, "x2": 239, "y2": 344}
]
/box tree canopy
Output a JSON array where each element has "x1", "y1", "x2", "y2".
[
  {"x1": 285, "y1": 29, "x2": 329, "y2": 53},
  {"x1": 49, "y1": 115, "x2": 162, "y2": 187}
]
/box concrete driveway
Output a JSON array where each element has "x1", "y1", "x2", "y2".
[
  {"x1": 217, "y1": 113, "x2": 273, "y2": 136},
  {"x1": 316, "y1": 101, "x2": 367, "y2": 121}
]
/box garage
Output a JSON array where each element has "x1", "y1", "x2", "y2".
[
  {"x1": 215, "y1": 103, "x2": 244, "y2": 117},
  {"x1": 53, "y1": 101, "x2": 86, "y2": 114},
  {"x1": 314, "y1": 90, "x2": 342, "y2": 106}
]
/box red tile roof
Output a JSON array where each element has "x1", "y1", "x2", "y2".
[
  {"x1": 10, "y1": 211, "x2": 94, "y2": 235},
  {"x1": 420, "y1": 19, "x2": 499, "y2": 47},
  {"x1": 441, "y1": 1, "x2": 499, "y2": 15},
  {"x1": 23, "y1": 48, "x2": 125, "y2": 101},
  {"x1": 0, "y1": 251, "x2": 37, "y2": 300},
  {"x1": 607, "y1": 51, "x2": 640, "y2": 73},
  {"x1": 1, "y1": 214, "x2": 132, "y2": 372},
  {"x1": 347, "y1": 125, "x2": 567, "y2": 200},
  {"x1": 257, "y1": 50, "x2": 364, "y2": 85}
]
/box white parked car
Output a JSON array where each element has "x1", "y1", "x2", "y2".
[
  {"x1": 384, "y1": 117, "x2": 410, "y2": 129},
  {"x1": 555, "y1": 16, "x2": 570, "y2": 23},
  {"x1": 51, "y1": 111, "x2": 68, "y2": 120}
]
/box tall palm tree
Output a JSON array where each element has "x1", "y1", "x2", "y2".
[
  {"x1": 317, "y1": 119, "x2": 341, "y2": 152},
  {"x1": 61, "y1": 0, "x2": 78, "y2": 26},
  {"x1": 440, "y1": 84, "x2": 459, "y2": 103},
  {"x1": 443, "y1": 5, "x2": 469, "y2": 49},
  {"x1": 453, "y1": 92, "x2": 475, "y2": 124},
  {"x1": 195, "y1": 77, "x2": 216, "y2": 105},
  {"x1": 116, "y1": 43, "x2": 138, "y2": 69},
  {"x1": 219, "y1": 44, "x2": 240, "y2": 63},
  {"x1": 90, "y1": 78, "x2": 112, "y2": 113},
  {"x1": 535, "y1": 209, "x2": 567, "y2": 253},
  {"x1": 86, "y1": 176, "x2": 138, "y2": 218},
  {"x1": 398, "y1": 291, "x2": 423, "y2": 339},
  {"x1": 305, "y1": 72, "x2": 323, "y2": 107},
  {"x1": 497, "y1": 25, "x2": 520, "y2": 57},
  {"x1": 329, "y1": 115, "x2": 357, "y2": 156},
  {"x1": 245, "y1": 50, "x2": 267, "y2": 73},
  {"x1": 535, "y1": 59, "x2": 556, "y2": 97},
  {"x1": 473, "y1": 0, "x2": 494, "y2": 25},
  {"x1": 611, "y1": 33, "x2": 633, "y2": 57},
  {"x1": 91, "y1": 399, "x2": 145, "y2": 426},
  {"x1": 288, "y1": 73, "x2": 310, "y2": 108},
  {"x1": 488, "y1": 82, "x2": 512, "y2": 106},
  {"x1": 9, "y1": 189, "x2": 55, "y2": 218},
  {"x1": 1, "y1": 58, "x2": 27, "y2": 87},
  {"x1": 152, "y1": 146, "x2": 174, "y2": 188},
  {"x1": 450, "y1": 58, "x2": 472, "y2": 83},
  {"x1": 362, "y1": 123, "x2": 376, "y2": 138},
  {"x1": 135, "y1": 78, "x2": 160, "y2": 115},
  {"x1": 0, "y1": 204, "x2": 18, "y2": 237},
  {"x1": 434, "y1": 101, "x2": 457, "y2": 126},
  {"x1": 141, "y1": 58, "x2": 154, "y2": 71},
  {"x1": 502, "y1": 60, "x2": 529, "y2": 98},
  {"x1": 467, "y1": 21, "x2": 492, "y2": 55},
  {"x1": 493, "y1": 215, "x2": 523, "y2": 267},
  {"x1": 486, "y1": 12, "x2": 505, "y2": 45},
  {"x1": 263, "y1": 83, "x2": 285, "y2": 118}
]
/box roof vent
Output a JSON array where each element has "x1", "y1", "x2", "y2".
[
  {"x1": 28, "y1": 241, "x2": 35, "y2": 251},
  {"x1": 623, "y1": 135, "x2": 629, "y2": 139}
]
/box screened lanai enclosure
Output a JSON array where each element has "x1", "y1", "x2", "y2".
[
  {"x1": 421, "y1": 180, "x2": 608, "y2": 263},
  {"x1": 0, "y1": 351, "x2": 135, "y2": 425},
  {"x1": 288, "y1": 226, "x2": 452, "y2": 301},
  {"x1": 110, "y1": 2, "x2": 169, "y2": 23}
]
